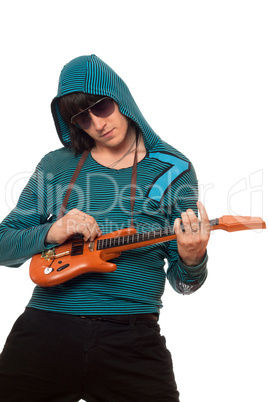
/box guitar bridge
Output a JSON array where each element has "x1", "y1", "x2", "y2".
[
  {"x1": 41, "y1": 249, "x2": 56, "y2": 261},
  {"x1": 41, "y1": 248, "x2": 70, "y2": 261}
]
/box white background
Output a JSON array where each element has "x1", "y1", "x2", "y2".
[{"x1": 0, "y1": 1, "x2": 267, "y2": 401}]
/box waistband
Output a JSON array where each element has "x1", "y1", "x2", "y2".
[{"x1": 79, "y1": 313, "x2": 158, "y2": 324}]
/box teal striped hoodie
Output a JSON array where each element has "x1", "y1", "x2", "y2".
[{"x1": 0, "y1": 55, "x2": 207, "y2": 315}]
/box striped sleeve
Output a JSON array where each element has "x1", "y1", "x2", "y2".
[{"x1": 0, "y1": 163, "x2": 53, "y2": 267}]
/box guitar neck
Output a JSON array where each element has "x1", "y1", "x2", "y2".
[
  {"x1": 96, "y1": 215, "x2": 265, "y2": 252},
  {"x1": 97, "y1": 218, "x2": 219, "y2": 252}
]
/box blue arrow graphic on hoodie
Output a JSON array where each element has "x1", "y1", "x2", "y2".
[{"x1": 147, "y1": 152, "x2": 190, "y2": 202}]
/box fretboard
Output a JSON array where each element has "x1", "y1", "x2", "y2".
[{"x1": 97, "y1": 218, "x2": 219, "y2": 250}]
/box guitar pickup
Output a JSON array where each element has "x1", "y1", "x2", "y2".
[
  {"x1": 71, "y1": 240, "x2": 84, "y2": 256},
  {"x1": 57, "y1": 263, "x2": 70, "y2": 272}
]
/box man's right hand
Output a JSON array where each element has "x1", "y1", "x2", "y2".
[{"x1": 45, "y1": 208, "x2": 102, "y2": 245}]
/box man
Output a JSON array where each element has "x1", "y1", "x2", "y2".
[{"x1": 0, "y1": 54, "x2": 210, "y2": 401}]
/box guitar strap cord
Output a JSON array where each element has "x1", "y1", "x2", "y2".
[{"x1": 57, "y1": 128, "x2": 139, "y2": 227}]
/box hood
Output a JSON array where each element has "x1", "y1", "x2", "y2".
[{"x1": 51, "y1": 55, "x2": 160, "y2": 150}]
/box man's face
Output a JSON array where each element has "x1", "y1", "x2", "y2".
[{"x1": 82, "y1": 101, "x2": 131, "y2": 150}]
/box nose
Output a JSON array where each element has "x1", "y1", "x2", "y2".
[{"x1": 89, "y1": 113, "x2": 107, "y2": 131}]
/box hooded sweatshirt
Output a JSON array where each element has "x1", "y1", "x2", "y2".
[{"x1": 0, "y1": 55, "x2": 207, "y2": 315}]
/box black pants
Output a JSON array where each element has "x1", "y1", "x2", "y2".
[{"x1": 0, "y1": 308, "x2": 180, "y2": 401}]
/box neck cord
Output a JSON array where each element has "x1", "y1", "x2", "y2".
[{"x1": 108, "y1": 133, "x2": 140, "y2": 169}]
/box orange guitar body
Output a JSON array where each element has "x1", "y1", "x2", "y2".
[{"x1": 30, "y1": 228, "x2": 137, "y2": 287}]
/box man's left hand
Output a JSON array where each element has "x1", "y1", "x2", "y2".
[{"x1": 174, "y1": 201, "x2": 210, "y2": 267}]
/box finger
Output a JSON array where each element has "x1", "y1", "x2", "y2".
[
  {"x1": 85, "y1": 216, "x2": 102, "y2": 239},
  {"x1": 87, "y1": 220, "x2": 102, "y2": 241},
  {"x1": 180, "y1": 212, "x2": 192, "y2": 233},
  {"x1": 185, "y1": 209, "x2": 199, "y2": 233},
  {"x1": 66, "y1": 219, "x2": 91, "y2": 241},
  {"x1": 76, "y1": 213, "x2": 102, "y2": 239},
  {"x1": 174, "y1": 218, "x2": 183, "y2": 234},
  {"x1": 197, "y1": 201, "x2": 210, "y2": 235},
  {"x1": 66, "y1": 215, "x2": 101, "y2": 242}
]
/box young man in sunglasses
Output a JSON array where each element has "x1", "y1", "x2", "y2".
[{"x1": 0, "y1": 55, "x2": 210, "y2": 401}]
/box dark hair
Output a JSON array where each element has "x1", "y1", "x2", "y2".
[{"x1": 59, "y1": 92, "x2": 104, "y2": 154}]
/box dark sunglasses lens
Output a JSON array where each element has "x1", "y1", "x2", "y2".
[
  {"x1": 74, "y1": 112, "x2": 91, "y2": 130},
  {"x1": 72, "y1": 98, "x2": 115, "y2": 130},
  {"x1": 91, "y1": 98, "x2": 115, "y2": 117}
]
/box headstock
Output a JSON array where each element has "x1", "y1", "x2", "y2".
[{"x1": 211, "y1": 216, "x2": 266, "y2": 232}]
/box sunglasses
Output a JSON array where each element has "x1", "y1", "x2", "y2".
[{"x1": 70, "y1": 97, "x2": 115, "y2": 130}]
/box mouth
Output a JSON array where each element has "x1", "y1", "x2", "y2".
[{"x1": 101, "y1": 129, "x2": 114, "y2": 138}]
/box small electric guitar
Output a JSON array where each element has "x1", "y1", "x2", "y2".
[{"x1": 30, "y1": 215, "x2": 266, "y2": 287}]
